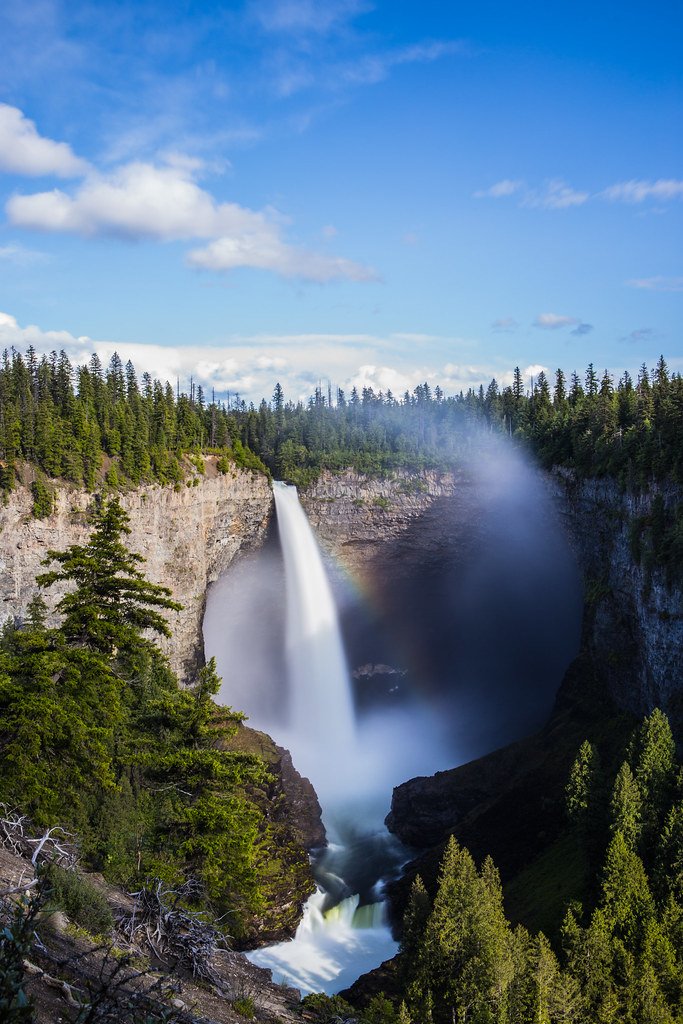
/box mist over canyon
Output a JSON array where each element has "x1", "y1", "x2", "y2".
[{"x1": 202, "y1": 444, "x2": 584, "y2": 992}]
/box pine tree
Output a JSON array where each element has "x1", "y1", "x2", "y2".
[
  {"x1": 400, "y1": 874, "x2": 431, "y2": 965},
  {"x1": 566, "y1": 740, "x2": 599, "y2": 830},
  {"x1": 601, "y1": 831, "x2": 655, "y2": 949},
  {"x1": 610, "y1": 761, "x2": 643, "y2": 849},
  {"x1": 629, "y1": 709, "x2": 676, "y2": 845},
  {"x1": 37, "y1": 497, "x2": 181, "y2": 657}
]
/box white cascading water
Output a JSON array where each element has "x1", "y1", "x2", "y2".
[
  {"x1": 272, "y1": 481, "x2": 355, "y2": 807},
  {"x1": 247, "y1": 482, "x2": 399, "y2": 992}
]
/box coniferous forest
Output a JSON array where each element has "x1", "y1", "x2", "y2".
[
  {"x1": 1, "y1": 347, "x2": 681, "y2": 490},
  {"x1": 0, "y1": 346, "x2": 681, "y2": 1023}
]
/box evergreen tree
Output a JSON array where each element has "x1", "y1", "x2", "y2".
[
  {"x1": 630, "y1": 709, "x2": 676, "y2": 846},
  {"x1": 610, "y1": 761, "x2": 643, "y2": 849},
  {"x1": 566, "y1": 740, "x2": 599, "y2": 830},
  {"x1": 37, "y1": 497, "x2": 181, "y2": 657}
]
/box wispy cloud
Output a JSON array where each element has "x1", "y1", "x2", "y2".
[
  {"x1": 475, "y1": 175, "x2": 683, "y2": 209},
  {"x1": 570, "y1": 323, "x2": 593, "y2": 336},
  {"x1": 250, "y1": 0, "x2": 372, "y2": 36},
  {"x1": 600, "y1": 179, "x2": 683, "y2": 203},
  {"x1": 336, "y1": 40, "x2": 466, "y2": 87},
  {"x1": 521, "y1": 179, "x2": 589, "y2": 209},
  {"x1": 0, "y1": 103, "x2": 89, "y2": 177},
  {"x1": 627, "y1": 275, "x2": 683, "y2": 292},
  {"x1": 533, "y1": 313, "x2": 580, "y2": 330},
  {"x1": 187, "y1": 236, "x2": 378, "y2": 281},
  {"x1": 621, "y1": 327, "x2": 656, "y2": 343},
  {"x1": 6, "y1": 148, "x2": 376, "y2": 283},
  {"x1": 473, "y1": 180, "x2": 523, "y2": 199},
  {"x1": 491, "y1": 317, "x2": 519, "y2": 332},
  {"x1": 0, "y1": 242, "x2": 48, "y2": 265}
]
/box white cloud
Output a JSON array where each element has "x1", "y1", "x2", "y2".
[
  {"x1": 473, "y1": 179, "x2": 523, "y2": 199},
  {"x1": 348, "y1": 364, "x2": 414, "y2": 396},
  {"x1": 524, "y1": 364, "x2": 548, "y2": 378},
  {"x1": 442, "y1": 363, "x2": 495, "y2": 383},
  {"x1": 187, "y1": 235, "x2": 378, "y2": 281},
  {"x1": 533, "y1": 313, "x2": 580, "y2": 330},
  {"x1": 522, "y1": 179, "x2": 589, "y2": 209},
  {"x1": 0, "y1": 311, "x2": 501, "y2": 406},
  {"x1": 601, "y1": 179, "x2": 683, "y2": 203},
  {"x1": 7, "y1": 161, "x2": 270, "y2": 240},
  {"x1": 627, "y1": 276, "x2": 683, "y2": 292},
  {"x1": 7, "y1": 159, "x2": 376, "y2": 282},
  {"x1": 0, "y1": 103, "x2": 89, "y2": 178}
]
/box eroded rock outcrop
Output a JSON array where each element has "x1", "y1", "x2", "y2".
[{"x1": 0, "y1": 458, "x2": 272, "y2": 679}]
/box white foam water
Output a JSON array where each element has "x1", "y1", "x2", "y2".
[{"x1": 248, "y1": 890, "x2": 397, "y2": 995}]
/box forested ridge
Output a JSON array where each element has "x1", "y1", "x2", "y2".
[
  {"x1": 2, "y1": 344, "x2": 680, "y2": 580},
  {"x1": 1, "y1": 347, "x2": 681, "y2": 494}
]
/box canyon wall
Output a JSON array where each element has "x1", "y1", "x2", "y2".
[
  {"x1": 301, "y1": 467, "x2": 458, "y2": 585},
  {"x1": 384, "y1": 471, "x2": 682, "y2": 926},
  {"x1": 3, "y1": 460, "x2": 678, "y2": 717},
  {"x1": 0, "y1": 458, "x2": 272, "y2": 679},
  {"x1": 548, "y1": 470, "x2": 682, "y2": 721}
]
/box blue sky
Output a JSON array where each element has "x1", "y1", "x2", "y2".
[{"x1": 0, "y1": 0, "x2": 681, "y2": 402}]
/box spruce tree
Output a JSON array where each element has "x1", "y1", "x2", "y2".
[
  {"x1": 610, "y1": 761, "x2": 643, "y2": 849},
  {"x1": 37, "y1": 497, "x2": 181, "y2": 657}
]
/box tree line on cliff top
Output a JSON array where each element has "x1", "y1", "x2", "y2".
[{"x1": 0, "y1": 346, "x2": 681, "y2": 494}]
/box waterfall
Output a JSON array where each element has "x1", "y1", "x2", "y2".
[
  {"x1": 272, "y1": 481, "x2": 356, "y2": 808},
  {"x1": 246, "y1": 483, "x2": 400, "y2": 992},
  {"x1": 248, "y1": 889, "x2": 397, "y2": 995}
]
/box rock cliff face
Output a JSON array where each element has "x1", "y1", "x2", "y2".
[
  {"x1": 0, "y1": 458, "x2": 272, "y2": 679},
  {"x1": 301, "y1": 467, "x2": 457, "y2": 586},
  {"x1": 548, "y1": 471, "x2": 682, "y2": 721}
]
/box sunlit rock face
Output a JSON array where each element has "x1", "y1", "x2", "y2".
[
  {"x1": 0, "y1": 458, "x2": 272, "y2": 679},
  {"x1": 300, "y1": 467, "x2": 458, "y2": 590}
]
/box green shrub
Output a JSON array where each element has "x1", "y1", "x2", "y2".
[
  {"x1": 300, "y1": 993, "x2": 355, "y2": 1021},
  {"x1": 232, "y1": 996, "x2": 255, "y2": 1018},
  {"x1": 44, "y1": 865, "x2": 113, "y2": 936}
]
